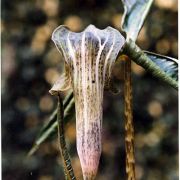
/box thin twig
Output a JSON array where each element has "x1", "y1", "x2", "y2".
[{"x1": 57, "y1": 93, "x2": 76, "y2": 180}]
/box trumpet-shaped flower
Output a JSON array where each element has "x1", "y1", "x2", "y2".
[{"x1": 50, "y1": 24, "x2": 125, "y2": 179}]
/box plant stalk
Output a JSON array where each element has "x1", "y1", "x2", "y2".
[
  {"x1": 57, "y1": 93, "x2": 76, "y2": 180},
  {"x1": 123, "y1": 56, "x2": 136, "y2": 180}
]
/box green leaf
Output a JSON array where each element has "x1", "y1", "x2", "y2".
[
  {"x1": 144, "y1": 51, "x2": 178, "y2": 81},
  {"x1": 121, "y1": 0, "x2": 154, "y2": 41},
  {"x1": 35, "y1": 92, "x2": 73, "y2": 140},
  {"x1": 28, "y1": 92, "x2": 75, "y2": 156}
]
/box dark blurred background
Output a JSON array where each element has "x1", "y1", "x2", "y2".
[{"x1": 1, "y1": 0, "x2": 178, "y2": 180}]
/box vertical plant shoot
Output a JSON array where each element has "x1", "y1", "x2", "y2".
[{"x1": 51, "y1": 25, "x2": 125, "y2": 179}]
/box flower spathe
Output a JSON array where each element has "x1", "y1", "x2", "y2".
[{"x1": 50, "y1": 24, "x2": 125, "y2": 179}]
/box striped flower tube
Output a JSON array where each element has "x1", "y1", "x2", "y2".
[{"x1": 50, "y1": 25, "x2": 125, "y2": 180}]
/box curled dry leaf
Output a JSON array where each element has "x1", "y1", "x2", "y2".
[{"x1": 49, "y1": 63, "x2": 72, "y2": 95}]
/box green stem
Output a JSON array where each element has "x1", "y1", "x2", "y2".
[{"x1": 123, "y1": 39, "x2": 178, "y2": 90}]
